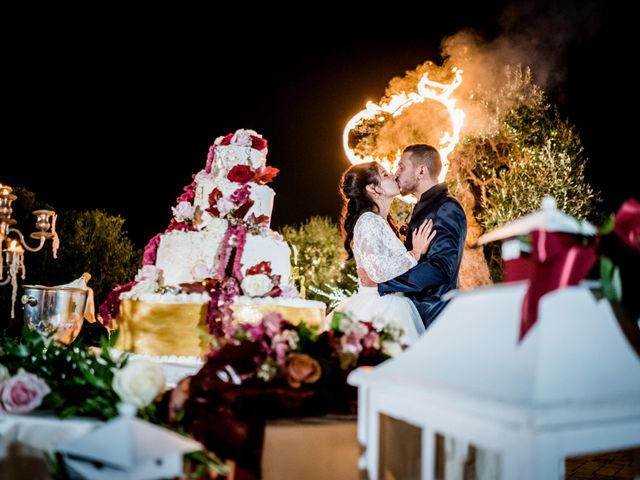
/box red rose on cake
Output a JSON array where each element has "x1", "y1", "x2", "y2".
[{"x1": 227, "y1": 165, "x2": 255, "y2": 184}]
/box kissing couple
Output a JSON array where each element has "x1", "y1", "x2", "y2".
[{"x1": 333, "y1": 144, "x2": 467, "y2": 344}]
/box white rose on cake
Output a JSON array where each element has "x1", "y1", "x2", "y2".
[
  {"x1": 135, "y1": 265, "x2": 159, "y2": 282},
  {"x1": 230, "y1": 129, "x2": 256, "y2": 147},
  {"x1": 191, "y1": 262, "x2": 212, "y2": 282},
  {"x1": 172, "y1": 201, "x2": 196, "y2": 222},
  {"x1": 216, "y1": 197, "x2": 236, "y2": 216},
  {"x1": 241, "y1": 273, "x2": 274, "y2": 297}
]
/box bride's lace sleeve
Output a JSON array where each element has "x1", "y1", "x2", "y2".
[{"x1": 353, "y1": 212, "x2": 417, "y2": 284}]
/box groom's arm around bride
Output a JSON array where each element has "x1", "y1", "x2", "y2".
[{"x1": 377, "y1": 145, "x2": 467, "y2": 330}]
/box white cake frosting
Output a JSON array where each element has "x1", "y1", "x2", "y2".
[
  {"x1": 233, "y1": 296, "x2": 326, "y2": 309},
  {"x1": 156, "y1": 227, "x2": 292, "y2": 287},
  {"x1": 194, "y1": 175, "x2": 275, "y2": 224},
  {"x1": 211, "y1": 144, "x2": 265, "y2": 172}
]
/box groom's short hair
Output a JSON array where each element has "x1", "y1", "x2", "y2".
[{"x1": 403, "y1": 144, "x2": 441, "y2": 179}]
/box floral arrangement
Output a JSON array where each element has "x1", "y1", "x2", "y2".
[
  {"x1": 212, "y1": 309, "x2": 404, "y2": 383},
  {"x1": 161, "y1": 309, "x2": 404, "y2": 478},
  {"x1": 0, "y1": 328, "x2": 165, "y2": 419}
]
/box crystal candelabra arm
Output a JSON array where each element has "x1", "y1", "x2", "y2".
[
  {"x1": 0, "y1": 275, "x2": 11, "y2": 286},
  {"x1": 7, "y1": 228, "x2": 47, "y2": 252}
]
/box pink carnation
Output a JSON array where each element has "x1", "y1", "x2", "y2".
[
  {"x1": 230, "y1": 184, "x2": 251, "y2": 204},
  {"x1": 142, "y1": 233, "x2": 163, "y2": 266},
  {"x1": 205, "y1": 144, "x2": 216, "y2": 174},
  {"x1": 98, "y1": 281, "x2": 137, "y2": 328},
  {"x1": 262, "y1": 312, "x2": 285, "y2": 338},
  {"x1": 0, "y1": 369, "x2": 51, "y2": 413},
  {"x1": 176, "y1": 180, "x2": 197, "y2": 203}
]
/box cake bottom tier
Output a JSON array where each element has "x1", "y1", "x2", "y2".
[{"x1": 115, "y1": 299, "x2": 327, "y2": 357}]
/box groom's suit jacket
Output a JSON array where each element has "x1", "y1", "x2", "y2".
[{"x1": 378, "y1": 183, "x2": 466, "y2": 329}]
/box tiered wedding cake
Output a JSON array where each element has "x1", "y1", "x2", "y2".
[{"x1": 110, "y1": 129, "x2": 326, "y2": 360}]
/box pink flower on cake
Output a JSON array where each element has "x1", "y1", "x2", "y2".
[
  {"x1": 230, "y1": 184, "x2": 251, "y2": 204},
  {"x1": 172, "y1": 201, "x2": 196, "y2": 222},
  {"x1": 176, "y1": 179, "x2": 197, "y2": 203},
  {"x1": 227, "y1": 165, "x2": 255, "y2": 184},
  {"x1": 279, "y1": 285, "x2": 300, "y2": 298},
  {"x1": 0, "y1": 369, "x2": 51, "y2": 413},
  {"x1": 205, "y1": 144, "x2": 216, "y2": 174}
]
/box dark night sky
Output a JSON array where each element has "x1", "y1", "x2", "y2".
[{"x1": 2, "y1": 1, "x2": 634, "y2": 248}]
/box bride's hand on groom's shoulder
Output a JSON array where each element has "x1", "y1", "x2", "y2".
[{"x1": 357, "y1": 268, "x2": 376, "y2": 287}]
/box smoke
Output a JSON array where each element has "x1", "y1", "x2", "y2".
[{"x1": 375, "y1": 0, "x2": 606, "y2": 141}]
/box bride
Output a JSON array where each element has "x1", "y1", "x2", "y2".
[{"x1": 333, "y1": 161, "x2": 435, "y2": 344}]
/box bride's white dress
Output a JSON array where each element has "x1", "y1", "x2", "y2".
[{"x1": 333, "y1": 212, "x2": 425, "y2": 344}]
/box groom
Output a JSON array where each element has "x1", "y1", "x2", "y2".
[{"x1": 378, "y1": 144, "x2": 466, "y2": 329}]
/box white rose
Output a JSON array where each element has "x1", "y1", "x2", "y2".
[
  {"x1": 217, "y1": 197, "x2": 236, "y2": 215},
  {"x1": 230, "y1": 129, "x2": 253, "y2": 147},
  {"x1": 112, "y1": 361, "x2": 165, "y2": 408},
  {"x1": 381, "y1": 340, "x2": 402, "y2": 357},
  {"x1": 0, "y1": 364, "x2": 10, "y2": 383},
  {"x1": 172, "y1": 201, "x2": 195, "y2": 222},
  {"x1": 191, "y1": 262, "x2": 212, "y2": 281},
  {"x1": 241, "y1": 274, "x2": 274, "y2": 297}
]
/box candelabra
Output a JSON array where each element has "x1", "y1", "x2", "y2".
[{"x1": 0, "y1": 183, "x2": 59, "y2": 317}]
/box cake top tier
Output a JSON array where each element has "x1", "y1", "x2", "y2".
[{"x1": 206, "y1": 129, "x2": 269, "y2": 176}]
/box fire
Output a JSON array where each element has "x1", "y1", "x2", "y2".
[{"x1": 343, "y1": 68, "x2": 465, "y2": 184}]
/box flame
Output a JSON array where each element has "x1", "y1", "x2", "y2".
[{"x1": 343, "y1": 68, "x2": 465, "y2": 183}]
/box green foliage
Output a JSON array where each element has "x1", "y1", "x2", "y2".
[
  {"x1": 451, "y1": 67, "x2": 599, "y2": 280},
  {"x1": 280, "y1": 216, "x2": 357, "y2": 303},
  {"x1": 53, "y1": 210, "x2": 140, "y2": 302},
  {"x1": 0, "y1": 328, "x2": 128, "y2": 419}
]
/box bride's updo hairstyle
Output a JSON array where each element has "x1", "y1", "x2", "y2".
[{"x1": 340, "y1": 162, "x2": 399, "y2": 260}]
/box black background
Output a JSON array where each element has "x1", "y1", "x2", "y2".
[{"x1": 2, "y1": 1, "x2": 634, "y2": 248}]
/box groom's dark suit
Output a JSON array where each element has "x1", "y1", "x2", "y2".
[{"x1": 378, "y1": 183, "x2": 466, "y2": 329}]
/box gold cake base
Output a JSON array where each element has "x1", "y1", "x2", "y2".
[{"x1": 115, "y1": 299, "x2": 326, "y2": 357}]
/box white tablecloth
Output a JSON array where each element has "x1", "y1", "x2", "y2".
[{"x1": 0, "y1": 412, "x2": 101, "y2": 458}]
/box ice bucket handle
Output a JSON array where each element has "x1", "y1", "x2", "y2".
[{"x1": 21, "y1": 295, "x2": 38, "y2": 307}]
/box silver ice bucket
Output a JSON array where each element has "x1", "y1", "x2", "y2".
[{"x1": 22, "y1": 285, "x2": 88, "y2": 345}]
